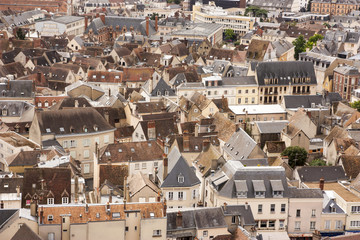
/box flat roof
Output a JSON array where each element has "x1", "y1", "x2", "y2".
[
  {"x1": 305, "y1": 182, "x2": 360, "y2": 202},
  {"x1": 172, "y1": 23, "x2": 222, "y2": 37},
  {"x1": 54, "y1": 16, "x2": 84, "y2": 24},
  {"x1": 0, "y1": 132, "x2": 39, "y2": 149},
  {"x1": 229, "y1": 104, "x2": 286, "y2": 115}
]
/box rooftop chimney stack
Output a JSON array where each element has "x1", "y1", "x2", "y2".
[
  {"x1": 319, "y1": 178, "x2": 325, "y2": 191},
  {"x1": 155, "y1": 15, "x2": 158, "y2": 32},
  {"x1": 163, "y1": 154, "x2": 168, "y2": 180},
  {"x1": 146, "y1": 17, "x2": 149, "y2": 36},
  {"x1": 176, "y1": 211, "x2": 182, "y2": 228}
]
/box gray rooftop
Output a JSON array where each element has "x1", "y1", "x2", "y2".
[
  {"x1": 255, "y1": 121, "x2": 289, "y2": 134},
  {"x1": 54, "y1": 16, "x2": 84, "y2": 24}
]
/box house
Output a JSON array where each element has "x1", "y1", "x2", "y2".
[
  {"x1": 161, "y1": 155, "x2": 201, "y2": 208},
  {"x1": 287, "y1": 188, "x2": 323, "y2": 239},
  {"x1": 132, "y1": 118, "x2": 178, "y2": 142},
  {"x1": 9, "y1": 223, "x2": 41, "y2": 240},
  {"x1": 0, "y1": 209, "x2": 38, "y2": 240},
  {"x1": 326, "y1": 138, "x2": 356, "y2": 165},
  {"x1": 252, "y1": 120, "x2": 289, "y2": 148},
  {"x1": 0, "y1": 177, "x2": 23, "y2": 209},
  {"x1": 179, "y1": 92, "x2": 219, "y2": 121},
  {"x1": 22, "y1": 168, "x2": 71, "y2": 207},
  {"x1": 127, "y1": 172, "x2": 160, "y2": 203},
  {"x1": 255, "y1": 61, "x2": 317, "y2": 104},
  {"x1": 223, "y1": 129, "x2": 266, "y2": 161},
  {"x1": 166, "y1": 205, "x2": 256, "y2": 239},
  {"x1": 294, "y1": 166, "x2": 347, "y2": 183},
  {"x1": 205, "y1": 161, "x2": 290, "y2": 232},
  {"x1": 333, "y1": 65, "x2": 360, "y2": 101},
  {"x1": 250, "y1": 0, "x2": 301, "y2": 12},
  {"x1": 0, "y1": 80, "x2": 35, "y2": 104},
  {"x1": 263, "y1": 141, "x2": 287, "y2": 159},
  {"x1": 141, "y1": 78, "x2": 176, "y2": 102},
  {"x1": 228, "y1": 104, "x2": 287, "y2": 124},
  {"x1": 338, "y1": 155, "x2": 360, "y2": 179},
  {"x1": 94, "y1": 141, "x2": 163, "y2": 190},
  {"x1": 0, "y1": 101, "x2": 35, "y2": 124},
  {"x1": 37, "y1": 202, "x2": 167, "y2": 240},
  {"x1": 29, "y1": 108, "x2": 115, "y2": 178},
  {"x1": 66, "y1": 81, "x2": 105, "y2": 101},
  {"x1": 281, "y1": 122, "x2": 311, "y2": 151},
  {"x1": 67, "y1": 36, "x2": 84, "y2": 51}
]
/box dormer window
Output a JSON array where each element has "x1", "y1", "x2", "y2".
[
  {"x1": 2, "y1": 109, "x2": 7, "y2": 116},
  {"x1": 83, "y1": 126, "x2": 88, "y2": 132},
  {"x1": 46, "y1": 128, "x2": 51, "y2": 133},
  {"x1": 94, "y1": 125, "x2": 98, "y2": 131},
  {"x1": 178, "y1": 173, "x2": 184, "y2": 183},
  {"x1": 253, "y1": 180, "x2": 266, "y2": 198},
  {"x1": 70, "y1": 126, "x2": 75, "y2": 133},
  {"x1": 270, "y1": 180, "x2": 284, "y2": 198},
  {"x1": 255, "y1": 191, "x2": 265, "y2": 198},
  {"x1": 235, "y1": 180, "x2": 247, "y2": 198}
]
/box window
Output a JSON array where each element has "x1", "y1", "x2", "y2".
[
  {"x1": 325, "y1": 220, "x2": 331, "y2": 230},
  {"x1": 310, "y1": 221, "x2": 316, "y2": 230},
  {"x1": 279, "y1": 220, "x2": 285, "y2": 229},
  {"x1": 47, "y1": 198, "x2": 54, "y2": 205},
  {"x1": 154, "y1": 162, "x2": 158, "y2": 167},
  {"x1": 260, "y1": 220, "x2": 267, "y2": 228},
  {"x1": 142, "y1": 163, "x2": 146, "y2": 169},
  {"x1": 153, "y1": 230, "x2": 161, "y2": 237},
  {"x1": 238, "y1": 90, "x2": 241, "y2": 94},
  {"x1": 232, "y1": 216, "x2": 236, "y2": 224},
  {"x1": 203, "y1": 231, "x2": 208, "y2": 237},
  {"x1": 62, "y1": 197, "x2": 68, "y2": 204},
  {"x1": 270, "y1": 204, "x2": 275, "y2": 213},
  {"x1": 83, "y1": 139, "x2": 90, "y2": 147},
  {"x1": 255, "y1": 191, "x2": 265, "y2": 198},
  {"x1": 84, "y1": 163, "x2": 90, "y2": 174},
  {"x1": 178, "y1": 192, "x2": 183, "y2": 200},
  {"x1": 48, "y1": 215, "x2": 54, "y2": 221},
  {"x1": 135, "y1": 163, "x2": 140, "y2": 170},
  {"x1": 112, "y1": 212, "x2": 120, "y2": 218},
  {"x1": 168, "y1": 192, "x2": 173, "y2": 200},
  {"x1": 258, "y1": 204, "x2": 263, "y2": 214},
  {"x1": 269, "y1": 220, "x2": 275, "y2": 228},
  {"x1": 48, "y1": 233, "x2": 55, "y2": 240},
  {"x1": 150, "y1": 212, "x2": 155, "y2": 218},
  {"x1": 252, "y1": 89, "x2": 255, "y2": 93},
  {"x1": 125, "y1": 227, "x2": 129, "y2": 232},
  {"x1": 70, "y1": 140, "x2": 76, "y2": 148},
  {"x1": 281, "y1": 204, "x2": 286, "y2": 213},
  {"x1": 192, "y1": 189, "x2": 196, "y2": 199},
  {"x1": 336, "y1": 220, "x2": 342, "y2": 229},
  {"x1": 351, "y1": 206, "x2": 360, "y2": 213},
  {"x1": 245, "y1": 90, "x2": 248, "y2": 94},
  {"x1": 295, "y1": 221, "x2": 301, "y2": 230},
  {"x1": 178, "y1": 174, "x2": 184, "y2": 183},
  {"x1": 296, "y1": 209, "x2": 301, "y2": 217},
  {"x1": 311, "y1": 209, "x2": 316, "y2": 217},
  {"x1": 83, "y1": 150, "x2": 90, "y2": 159}
]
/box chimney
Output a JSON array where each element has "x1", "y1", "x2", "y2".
[
  {"x1": 106, "y1": 202, "x2": 111, "y2": 215},
  {"x1": 157, "y1": 191, "x2": 161, "y2": 202},
  {"x1": 109, "y1": 189, "x2": 112, "y2": 203},
  {"x1": 39, "y1": 206, "x2": 44, "y2": 224},
  {"x1": 75, "y1": 176, "x2": 79, "y2": 202},
  {"x1": 100, "y1": 14, "x2": 105, "y2": 24},
  {"x1": 163, "y1": 154, "x2": 168, "y2": 180},
  {"x1": 195, "y1": 123, "x2": 199, "y2": 137},
  {"x1": 30, "y1": 200, "x2": 37, "y2": 217},
  {"x1": 176, "y1": 211, "x2": 182, "y2": 228},
  {"x1": 163, "y1": 200, "x2": 167, "y2": 216},
  {"x1": 146, "y1": 16, "x2": 149, "y2": 36},
  {"x1": 74, "y1": 100, "x2": 79, "y2": 108},
  {"x1": 96, "y1": 13, "x2": 100, "y2": 18},
  {"x1": 155, "y1": 15, "x2": 158, "y2": 32},
  {"x1": 85, "y1": 16, "x2": 88, "y2": 31},
  {"x1": 16, "y1": 185, "x2": 20, "y2": 197},
  {"x1": 223, "y1": 202, "x2": 227, "y2": 212},
  {"x1": 245, "y1": 202, "x2": 249, "y2": 210},
  {"x1": 147, "y1": 121, "x2": 156, "y2": 140},
  {"x1": 319, "y1": 178, "x2": 325, "y2": 191},
  {"x1": 85, "y1": 204, "x2": 89, "y2": 213},
  {"x1": 104, "y1": 110, "x2": 110, "y2": 123},
  {"x1": 183, "y1": 131, "x2": 190, "y2": 152},
  {"x1": 202, "y1": 139, "x2": 210, "y2": 151}
]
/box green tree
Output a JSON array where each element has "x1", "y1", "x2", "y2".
[
  {"x1": 306, "y1": 34, "x2": 324, "y2": 49},
  {"x1": 256, "y1": 8, "x2": 268, "y2": 18},
  {"x1": 323, "y1": 22, "x2": 331, "y2": 29},
  {"x1": 150, "y1": 13, "x2": 159, "y2": 20},
  {"x1": 281, "y1": 146, "x2": 308, "y2": 168},
  {"x1": 174, "y1": 0, "x2": 181, "y2": 4},
  {"x1": 350, "y1": 100, "x2": 360, "y2": 111},
  {"x1": 292, "y1": 35, "x2": 307, "y2": 60},
  {"x1": 309, "y1": 159, "x2": 326, "y2": 166},
  {"x1": 16, "y1": 28, "x2": 26, "y2": 40},
  {"x1": 307, "y1": 0, "x2": 312, "y2": 12},
  {"x1": 245, "y1": 6, "x2": 268, "y2": 18},
  {"x1": 224, "y1": 29, "x2": 236, "y2": 41}
]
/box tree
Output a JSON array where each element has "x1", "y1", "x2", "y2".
[
  {"x1": 292, "y1": 35, "x2": 307, "y2": 60},
  {"x1": 16, "y1": 28, "x2": 26, "y2": 40},
  {"x1": 245, "y1": 6, "x2": 260, "y2": 17},
  {"x1": 174, "y1": 0, "x2": 181, "y2": 4},
  {"x1": 307, "y1": 0, "x2": 312, "y2": 12},
  {"x1": 306, "y1": 34, "x2": 324, "y2": 49},
  {"x1": 224, "y1": 29, "x2": 236, "y2": 41},
  {"x1": 256, "y1": 8, "x2": 268, "y2": 18},
  {"x1": 281, "y1": 146, "x2": 308, "y2": 168},
  {"x1": 323, "y1": 22, "x2": 331, "y2": 29},
  {"x1": 350, "y1": 100, "x2": 360, "y2": 111},
  {"x1": 150, "y1": 13, "x2": 159, "y2": 20},
  {"x1": 309, "y1": 159, "x2": 326, "y2": 166}
]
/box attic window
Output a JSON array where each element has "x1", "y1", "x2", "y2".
[
  {"x1": 70, "y1": 127, "x2": 75, "y2": 133},
  {"x1": 150, "y1": 212, "x2": 155, "y2": 218},
  {"x1": 60, "y1": 127, "x2": 64, "y2": 132},
  {"x1": 148, "y1": 142, "x2": 152, "y2": 147},
  {"x1": 118, "y1": 149, "x2": 122, "y2": 152},
  {"x1": 4, "y1": 183, "x2": 8, "y2": 188},
  {"x1": 46, "y1": 128, "x2": 51, "y2": 133},
  {"x1": 112, "y1": 212, "x2": 120, "y2": 218},
  {"x1": 194, "y1": 145, "x2": 199, "y2": 150},
  {"x1": 230, "y1": 147, "x2": 234, "y2": 151},
  {"x1": 235, "y1": 151, "x2": 239, "y2": 155},
  {"x1": 83, "y1": 126, "x2": 88, "y2": 132},
  {"x1": 178, "y1": 173, "x2": 184, "y2": 183},
  {"x1": 131, "y1": 147, "x2": 135, "y2": 153},
  {"x1": 105, "y1": 152, "x2": 111, "y2": 157},
  {"x1": 96, "y1": 213, "x2": 100, "y2": 218},
  {"x1": 93, "y1": 75, "x2": 96, "y2": 79},
  {"x1": 94, "y1": 125, "x2": 99, "y2": 131},
  {"x1": 2, "y1": 109, "x2": 7, "y2": 116},
  {"x1": 47, "y1": 215, "x2": 54, "y2": 221},
  {"x1": 226, "y1": 144, "x2": 230, "y2": 147}
]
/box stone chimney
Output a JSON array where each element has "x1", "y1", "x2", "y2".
[
  {"x1": 147, "y1": 121, "x2": 156, "y2": 140},
  {"x1": 16, "y1": 185, "x2": 20, "y2": 197},
  {"x1": 163, "y1": 154, "x2": 168, "y2": 180},
  {"x1": 319, "y1": 178, "x2": 325, "y2": 191},
  {"x1": 163, "y1": 200, "x2": 167, "y2": 216},
  {"x1": 176, "y1": 211, "x2": 182, "y2": 228},
  {"x1": 146, "y1": 17, "x2": 149, "y2": 36},
  {"x1": 183, "y1": 131, "x2": 190, "y2": 152},
  {"x1": 195, "y1": 123, "x2": 199, "y2": 137},
  {"x1": 202, "y1": 139, "x2": 210, "y2": 151},
  {"x1": 85, "y1": 16, "x2": 88, "y2": 31},
  {"x1": 155, "y1": 15, "x2": 158, "y2": 32},
  {"x1": 39, "y1": 206, "x2": 44, "y2": 224},
  {"x1": 245, "y1": 202, "x2": 249, "y2": 210},
  {"x1": 223, "y1": 202, "x2": 227, "y2": 212}
]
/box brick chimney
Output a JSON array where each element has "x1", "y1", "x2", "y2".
[
  {"x1": 183, "y1": 131, "x2": 190, "y2": 152},
  {"x1": 146, "y1": 16, "x2": 149, "y2": 36},
  {"x1": 202, "y1": 139, "x2": 210, "y2": 151},
  {"x1": 319, "y1": 178, "x2": 325, "y2": 191},
  {"x1": 163, "y1": 154, "x2": 168, "y2": 180},
  {"x1": 176, "y1": 211, "x2": 182, "y2": 228},
  {"x1": 85, "y1": 16, "x2": 88, "y2": 31},
  {"x1": 155, "y1": 15, "x2": 158, "y2": 32},
  {"x1": 100, "y1": 13, "x2": 105, "y2": 25},
  {"x1": 163, "y1": 200, "x2": 167, "y2": 216}
]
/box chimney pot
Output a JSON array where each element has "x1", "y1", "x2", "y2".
[{"x1": 319, "y1": 178, "x2": 325, "y2": 191}]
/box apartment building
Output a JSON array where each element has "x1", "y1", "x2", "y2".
[
  {"x1": 35, "y1": 16, "x2": 85, "y2": 37},
  {"x1": 192, "y1": 2, "x2": 255, "y2": 36},
  {"x1": 333, "y1": 65, "x2": 360, "y2": 101},
  {"x1": 311, "y1": 0, "x2": 360, "y2": 16}
]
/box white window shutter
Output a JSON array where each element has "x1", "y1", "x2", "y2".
[
  {"x1": 173, "y1": 191, "x2": 178, "y2": 200},
  {"x1": 183, "y1": 191, "x2": 186, "y2": 200}
]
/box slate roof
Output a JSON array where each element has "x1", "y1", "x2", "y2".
[
  {"x1": 35, "y1": 108, "x2": 114, "y2": 135},
  {"x1": 222, "y1": 76, "x2": 257, "y2": 86},
  {"x1": 150, "y1": 78, "x2": 176, "y2": 96},
  {"x1": 323, "y1": 199, "x2": 345, "y2": 214},
  {"x1": 255, "y1": 61, "x2": 317, "y2": 86},
  {"x1": 99, "y1": 165, "x2": 128, "y2": 187},
  {"x1": 296, "y1": 166, "x2": 347, "y2": 182},
  {"x1": 161, "y1": 156, "x2": 200, "y2": 188},
  {"x1": 283, "y1": 95, "x2": 323, "y2": 109},
  {"x1": 50, "y1": 97, "x2": 92, "y2": 110},
  {"x1": 138, "y1": 118, "x2": 178, "y2": 140},
  {"x1": 0, "y1": 101, "x2": 34, "y2": 118},
  {"x1": 11, "y1": 223, "x2": 42, "y2": 240},
  {"x1": 0, "y1": 209, "x2": 18, "y2": 229},
  {"x1": 7, "y1": 150, "x2": 50, "y2": 167},
  {"x1": 255, "y1": 121, "x2": 289, "y2": 134},
  {"x1": 0, "y1": 80, "x2": 34, "y2": 98},
  {"x1": 288, "y1": 187, "x2": 323, "y2": 198}
]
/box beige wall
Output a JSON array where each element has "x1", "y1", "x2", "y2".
[
  {"x1": 320, "y1": 213, "x2": 346, "y2": 233},
  {"x1": 235, "y1": 86, "x2": 259, "y2": 105},
  {"x1": 39, "y1": 224, "x2": 62, "y2": 240},
  {"x1": 131, "y1": 186, "x2": 158, "y2": 203},
  {"x1": 163, "y1": 185, "x2": 200, "y2": 208},
  {"x1": 0, "y1": 213, "x2": 38, "y2": 240},
  {"x1": 196, "y1": 227, "x2": 229, "y2": 240},
  {"x1": 140, "y1": 217, "x2": 167, "y2": 240}
]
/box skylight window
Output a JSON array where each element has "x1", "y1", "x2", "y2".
[{"x1": 46, "y1": 128, "x2": 51, "y2": 133}]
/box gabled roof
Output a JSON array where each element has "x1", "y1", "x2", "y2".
[
  {"x1": 99, "y1": 165, "x2": 128, "y2": 187},
  {"x1": 296, "y1": 166, "x2": 347, "y2": 182},
  {"x1": 128, "y1": 172, "x2": 160, "y2": 197},
  {"x1": 339, "y1": 155, "x2": 360, "y2": 179},
  {"x1": 0, "y1": 209, "x2": 18, "y2": 229},
  {"x1": 150, "y1": 78, "x2": 176, "y2": 97},
  {"x1": 138, "y1": 118, "x2": 178, "y2": 140},
  {"x1": 161, "y1": 156, "x2": 200, "y2": 188},
  {"x1": 255, "y1": 121, "x2": 289, "y2": 134},
  {"x1": 11, "y1": 223, "x2": 42, "y2": 240}
]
